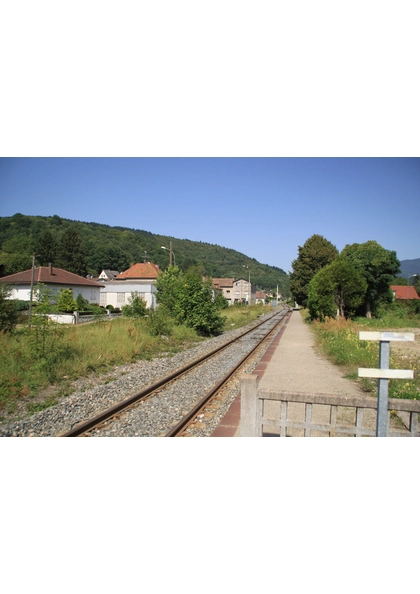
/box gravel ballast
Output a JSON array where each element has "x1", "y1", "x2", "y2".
[{"x1": 0, "y1": 312, "x2": 283, "y2": 437}]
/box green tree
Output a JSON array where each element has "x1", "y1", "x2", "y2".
[
  {"x1": 341, "y1": 240, "x2": 400, "y2": 318},
  {"x1": 214, "y1": 291, "x2": 229, "y2": 309},
  {"x1": 156, "y1": 265, "x2": 226, "y2": 336},
  {"x1": 0, "y1": 284, "x2": 19, "y2": 332},
  {"x1": 0, "y1": 235, "x2": 32, "y2": 274},
  {"x1": 34, "y1": 230, "x2": 57, "y2": 266},
  {"x1": 307, "y1": 258, "x2": 367, "y2": 321},
  {"x1": 179, "y1": 268, "x2": 226, "y2": 335},
  {"x1": 155, "y1": 266, "x2": 184, "y2": 319},
  {"x1": 86, "y1": 244, "x2": 131, "y2": 275},
  {"x1": 289, "y1": 234, "x2": 339, "y2": 307},
  {"x1": 57, "y1": 227, "x2": 87, "y2": 276},
  {"x1": 76, "y1": 293, "x2": 89, "y2": 311},
  {"x1": 57, "y1": 289, "x2": 77, "y2": 313}
]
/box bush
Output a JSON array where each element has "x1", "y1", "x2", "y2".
[
  {"x1": 57, "y1": 289, "x2": 77, "y2": 313},
  {"x1": 15, "y1": 300, "x2": 30, "y2": 312},
  {"x1": 214, "y1": 292, "x2": 229, "y2": 309},
  {"x1": 122, "y1": 292, "x2": 148, "y2": 318},
  {"x1": 146, "y1": 307, "x2": 174, "y2": 337},
  {"x1": 76, "y1": 293, "x2": 89, "y2": 311},
  {"x1": 0, "y1": 285, "x2": 19, "y2": 333}
]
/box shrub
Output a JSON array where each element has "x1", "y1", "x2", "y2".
[
  {"x1": 76, "y1": 293, "x2": 89, "y2": 311},
  {"x1": 146, "y1": 307, "x2": 174, "y2": 337},
  {"x1": 122, "y1": 292, "x2": 148, "y2": 318},
  {"x1": 57, "y1": 289, "x2": 77, "y2": 313},
  {"x1": 0, "y1": 285, "x2": 19, "y2": 333}
]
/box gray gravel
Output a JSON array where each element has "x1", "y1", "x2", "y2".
[{"x1": 0, "y1": 311, "x2": 283, "y2": 437}]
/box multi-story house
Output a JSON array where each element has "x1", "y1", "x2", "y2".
[{"x1": 98, "y1": 262, "x2": 160, "y2": 310}]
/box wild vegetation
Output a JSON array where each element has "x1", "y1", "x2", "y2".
[
  {"x1": 0, "y1": 293, "x2": 270, "y2": 420},
  {"x1": 308, "y1": 301, "x2": 420, "y2": 400},
  {"x1": 0, "y1": 213, "x2": 290, "y2": 295}
]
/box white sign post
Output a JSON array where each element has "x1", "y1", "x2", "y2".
[{"x1": 358, "y1": 332, "x2": 414, "y2": 437}]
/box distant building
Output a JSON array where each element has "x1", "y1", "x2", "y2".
[
  {"x1": 0, "y1": 265, "x2": 103, "y2": 304},
  {"x1": 212, "y1": 278, "x2": 234, "y2": 305},
  {"x1": 233, "y1": 277, "x2": 256, "y2": 305},
  {"x1": 97, "y1": 270, "x2": 120, "y2": 281},
  {"x1": 212, "y1": 277, "x2": 256, "y2": 305},
  {"x1": 255, "y1": 290, "x2": 266, "y2": 304},
  {"x1": 391, "y1": 285, "x2": 420, "y2": 300}
]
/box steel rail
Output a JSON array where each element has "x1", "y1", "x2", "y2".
[
  {"x1": 165, "y1": 309, "x2": 292, "y2": 436},
  {"x1": 59, "y1": 307, "x2": 289, "y2": 437}
]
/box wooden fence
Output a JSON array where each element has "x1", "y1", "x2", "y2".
[{"x1": 240, "y1": 374, "x2": 420, "y2": 437}]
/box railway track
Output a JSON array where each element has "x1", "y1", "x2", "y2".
[{"x1": 60, "y1": 306, "x2": 291, "y2": 437}]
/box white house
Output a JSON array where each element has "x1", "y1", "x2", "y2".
[
  {"x1": 97, "y1": 262, "x2": 160, "y2": 310},
  {"x1": 99, "y1": 281, "x2": 157, "y2": 309},
  {"x1": 0, "y1": 264, "x2": 103, "y2": 304}
]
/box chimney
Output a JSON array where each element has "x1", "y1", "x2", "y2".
[{"x1": 49, "y1": 263, "x2": 53, "y2": 274}]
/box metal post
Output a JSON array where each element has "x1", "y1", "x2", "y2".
[
  {"x1": 169, "y1": 241, "x2": 172, "y2": 267},
  {"x1": 28, "y1": 254, "x2": 36, "y2": 329},
  {"x1": 376, "y1": 340, "x2": 390, "y2": 437}
]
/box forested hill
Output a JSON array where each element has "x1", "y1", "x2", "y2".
[{"x1": 0, "y1": 213, "x2": 290, "y2": 295}]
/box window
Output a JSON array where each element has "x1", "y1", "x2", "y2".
[
  {"x1": 90, "y1": 291, "x2": 96, "y2": 300},
  {"x1": 100, "y1": 293, "x2": 107, "y2": 305},
  {"x1": 117, "y1": 293, "x2": 125, "y2": 304}
]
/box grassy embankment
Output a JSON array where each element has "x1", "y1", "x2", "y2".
[
  {"x1": 0, "y1": 303, "x2": 271, "y2": 419},
  {"x1": 306, "y1": 303, "x2": 420, "y2": 400}
]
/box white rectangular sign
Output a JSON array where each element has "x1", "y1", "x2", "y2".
[
  {"x1": 359, "y1": 331, "x2": 414, "y2": 342},
  {"x1": 358, "y1": 368, "x2": 414, "y2": 379}
]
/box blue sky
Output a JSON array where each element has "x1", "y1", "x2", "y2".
[{"x1": 1, "y1": 157, "x2": 419, "y2": 273}]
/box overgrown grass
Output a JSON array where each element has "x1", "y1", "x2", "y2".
[
  {"x1": 222, "y1": 302, "x2": 269, "y2": 328},
  {"x1": 0, "y1": 303, "x2": 270, "y2": 417},
  {"x1": 0, "y1": 317, "x2": 199, "y2": 415},
  {"x1": 307, "y1": 305, "x2": 420, "y2": 400}
]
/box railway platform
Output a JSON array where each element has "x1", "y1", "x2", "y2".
[{"x1": 211, "y1": 308, "x2": 367, "y2": 437}]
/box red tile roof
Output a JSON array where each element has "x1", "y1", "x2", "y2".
[
  {"x1": 212, "y1": 278, "x2": 234, "y2": 289},
  {"x1": 0, "y1": 266, "x2": 103, "y2": 287},
  {"x1": 116, "y1": 262, "x2": 160, "y2": 280},
  {"x1": 391, "y1": 285, "x2": 420, "y2": 299}
]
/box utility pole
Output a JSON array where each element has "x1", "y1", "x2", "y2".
[{"x1": 28, "y1": 253, "x2": 36, "y2": 329}]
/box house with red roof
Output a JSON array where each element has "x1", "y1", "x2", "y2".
[
  {"x1": 0, "y1": 264, "x2": 103, "y2": 304},
  {"x1": 391, "y1": 285, "x2": 420, "y2": 300},
  {"x1": 98, "y1": 262, "x2": 160, "y2": 310}
]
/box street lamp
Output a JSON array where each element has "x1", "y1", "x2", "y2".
[
  {"x1": 243, "y1": 265, "x2": 251, "y2": 305},
  {"x1": 161, "y1": 242, "x2": 175, "y2": 266}
]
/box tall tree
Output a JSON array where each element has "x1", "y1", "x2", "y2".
[
  {"x1": 289, "y1": 234, "x2": 339, "y2": 307},
  {"x1": 308, "y1": 257, "x2": 367, "y2": 320},
  {"x1": 341, "y1": 240, "x2": 400, "y2": 318},
  {"x1": 34, "y1": 230, "x2": 57, "y2": 266},
  {"x1": 56, "y1": 227, "x2": 87, "y2": 276}
]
